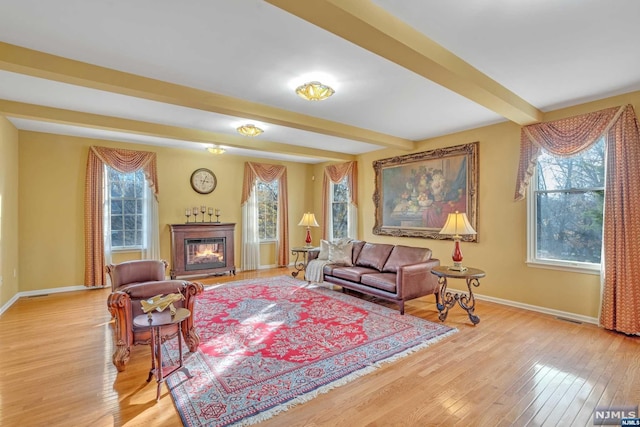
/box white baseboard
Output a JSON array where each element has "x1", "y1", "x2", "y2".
[
  {"x1": 448, "y1": 287, "x2": 599, "y2": 325},
  {"x1": 0, "y1": 285, "x2": 93, "y2": 316}
]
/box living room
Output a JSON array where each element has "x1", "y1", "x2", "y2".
[{"x1": 1, "y1": 1, "x2": 639, "y2": 426}]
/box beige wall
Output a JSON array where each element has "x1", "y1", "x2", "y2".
[
  {"x1": 8, "y1": 90, "x2": 640, "y2": 318},
  {"x1": 0, "y1": 117, "x2": 19, "y2": 308},
  {"x1": 337, "y1": 91, "x2": 640, "y2": 319},
  {"x1": 17, "y1": 132, "x2": 313, "y2": 291}
]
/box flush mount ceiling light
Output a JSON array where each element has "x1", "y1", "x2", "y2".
[
  {"x1": 295, "y1": 81, "x2": 335, "y2": 101},
  {"x1": 236, "y1": 124, "x2": 264, "y2": 137},
  {"x1": 206, "y1": 146, "x2": 226, "y2": 154}
]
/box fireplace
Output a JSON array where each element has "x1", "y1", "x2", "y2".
[
  {"x1": 170, "y1": 223, "x2": 236, "y2": 279},
  {"x1": 185, "y1": 237, "x2": 225, "y2": 271}
]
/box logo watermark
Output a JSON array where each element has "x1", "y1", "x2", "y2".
[{"x1": 594, "y1": 405, "x2": 639, "y2": 425}]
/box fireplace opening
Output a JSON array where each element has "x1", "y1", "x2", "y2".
[{"x1": 184, "y1": 237, "x2": 225, "y2": 271}]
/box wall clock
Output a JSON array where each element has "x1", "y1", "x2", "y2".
[{"x1": 190, "y1": 168, "x2": 217, "y2": 194}]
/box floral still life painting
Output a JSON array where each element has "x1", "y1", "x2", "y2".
[{"x1": 373, "y1": 142, "x2": 478, "y2": 240}]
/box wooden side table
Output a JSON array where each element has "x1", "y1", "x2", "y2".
[
  {"x1": 133, "y1": 308, "x2": 192, "y2": 401},
  {"x1": 431, "y1": 266, "x2": 486, "y2": 325},
  {"x1": 290, "y1": 246, "x2": 316, "y2": 278}
]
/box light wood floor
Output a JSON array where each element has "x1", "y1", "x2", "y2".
[{"x1": 1, "y1": 268, "x2": 638, "y2": 427}]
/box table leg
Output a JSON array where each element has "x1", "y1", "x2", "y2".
[
  {"x1": 460, "y1": 277, "x2": 481, "y2": 325},
  {"x1": 146, "y1": 325, "x2": 156, "y2": 383},
  {"x1": 155, "y1": 326, "x2": 163, "y2": 401},
  {"x1": 436, "y1": 276, "x2": 481, "y2": 325},
  {"x1": 291, "y1": 251, "x2": 307, "y2": 278}
]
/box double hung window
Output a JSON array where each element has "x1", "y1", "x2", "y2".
[
  {"x1": 256, "y1": 180, "x2": 278, "y2": 241},
  {"x1": 527, "y1": 137, "x2": 605, "y2": 272},
  {"x1": 106, "y1": 167, "x2": 146, "y2": 249}
]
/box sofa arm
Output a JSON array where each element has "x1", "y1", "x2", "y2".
[
  {"x1": 396, "y1": 258, "x2": 441, "y2": 299},
  {"x1": 308, "y1": 249, "x2": 320, "y2": 262}
]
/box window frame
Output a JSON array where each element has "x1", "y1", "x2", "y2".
[
  {"x1": 256, "y1": 179, "x2": 279, "y2": 243},
  {"x1": 106, "y1": 167, "x2": 147, "y2": 251},
  {"x1": 328, "y1": 178, "x2": 354, "y2": 241},
  {"x1": 526, "y1": 146, "x2": 604, "y2": 275}
]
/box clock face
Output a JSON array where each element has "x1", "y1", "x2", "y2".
[{"x1": 190, "y1": 168, "x2": 217, "y2": 194}]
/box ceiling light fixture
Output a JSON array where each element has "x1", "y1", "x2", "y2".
[
  {"x1": 295, "y1": 81, "x2": 335, "y2": 101},
  {"x1": 206, "y1": 146, "x2": 226, "y2": 154},
  {"x1": 236, "y1": 124, "x2": 264, "y2": 137}
]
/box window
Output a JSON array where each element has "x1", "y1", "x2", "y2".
[
  {"x1": 329, "y1": 178, "x2": 355, "y2": 240},
  {"x1": 107, "y1": 167, "x2": 146, "y2": 249},
  {"x1": 528, "y1": 137, "x2": 605, "y2": 272},
  {"x1": 256, "y1": 180, "x2": 278, "y2": 241}
]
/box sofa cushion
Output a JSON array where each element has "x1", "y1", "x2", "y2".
[
  {"x1": 328, "y1": 240, "x2": 353, "y2": 266},
  {"x1": 331, "y1": 266, "x2": 379, "y2": 283},
  {"x1": 382, "y1": 245, "x2": 432, "y2": 273},
  {"x1": 317, "y1": 240, "x2": 330, "y2": 260},
  {"x1": 351, "y1": 240, "x2": 366, "y2": 264},
  {"x1": 360, "y1": 273, "x2": 397, "y2": 293},
  {"x1": 355, "y1": 243, "x2": 394, "y2": 271}
]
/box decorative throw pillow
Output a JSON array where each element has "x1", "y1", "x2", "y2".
[
  {"x1": 328, "y1": 241, "x2": 353, "y2": 266},
  {"x1": 317, "y1": 240, "x2": 330, "y2": 260}
]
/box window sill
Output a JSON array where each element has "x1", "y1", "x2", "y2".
[
  {"x1": 526, "y1": 260, "x2": 601, "y2": 275},
  {"x1": 111, "y1": 247, "x2": 143, "y2": 253}
]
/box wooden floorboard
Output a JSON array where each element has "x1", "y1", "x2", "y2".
[{"x1": 0, "y1": 267, "x2": 638, "y2": 427}]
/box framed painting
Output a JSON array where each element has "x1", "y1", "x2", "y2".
[{"x1": 372, "y1": 142, "x2": 478, "y2": 241}]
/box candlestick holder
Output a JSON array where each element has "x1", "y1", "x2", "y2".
[
  {"x1": 215, "y1": 214, "x2": 220, "y2": 223},
  {"x1": 200, "y1": 206, "x2": 206, "y2": 222},
  {"x1": 208, "y1": 213, "x2": 213, "y2": 222},
  {"x1": 185, "y1": 210, "x2": 191, "y2": 224}
]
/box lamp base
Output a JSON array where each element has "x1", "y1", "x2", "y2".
[{"x1": 448, "y1": 262, "x2": 468, "y2": 272}]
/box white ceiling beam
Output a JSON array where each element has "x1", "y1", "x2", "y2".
[
  {"x1": 266, "y1": 0, "x2": 543, "y2": 125},
  {"x1": 0, "y1": 42, "x2": 414, "y2": 150},
  {"x1": 0, "y1": 99, "x2": 356, "y2": 162}
]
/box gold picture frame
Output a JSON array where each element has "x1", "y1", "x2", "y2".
[{"x1": 372, "y1": 142, "x2": 478, "y2": 241}]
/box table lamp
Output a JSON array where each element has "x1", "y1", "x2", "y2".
[
  {"x1": 298, "y1": 212, "x2": 319, "y2": 248},
  {"x1": 438, "y1": 211, "x2": 476, "y2": 271}
]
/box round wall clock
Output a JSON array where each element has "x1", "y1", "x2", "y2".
[{"x1": 190, "y1": 168, "x2": 217, "y2": 194}]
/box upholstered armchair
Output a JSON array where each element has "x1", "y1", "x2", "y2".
[{"x1": 106, "y1": 260, "x2": 204, "y2": 372}]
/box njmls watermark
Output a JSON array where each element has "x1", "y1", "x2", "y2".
[{"x1": 594, "y1": 405, "x2": 639, "y2": 425}]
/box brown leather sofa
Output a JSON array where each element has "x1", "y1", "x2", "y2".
[
  {"x1": 106, "y1": 260, "x2": 204, "y2": 372},
  {"x1": 309, "y1": 241, "x2": 440, "y2": 314}
]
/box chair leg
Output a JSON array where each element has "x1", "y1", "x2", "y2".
[
  {"x1": 112, "y1": 344, "x2": 131, "y2": 372},
  {"x1": 183, "y1": 327, "x2": 200, "y2": 353}
]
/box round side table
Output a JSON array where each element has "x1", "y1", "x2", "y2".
[
  {"x1": 431, "y1": 266, "x2": 486, "y2": 325},
  {"x1": 133, "y1": 307, "x2": 192, "y2": 401}
]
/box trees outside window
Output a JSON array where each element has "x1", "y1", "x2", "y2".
[
  {"x1": 257, "y1": 180, "x2": 278, "y2": 241},
  {"x1": 107, "y1": 168, "x2": 146, "y2": 249},
  {"x1": 529, "y1": 137, "x2": 605, "y2": 270},
  {"x1": 330, "y1": 179, "x2": 350, "y2": 240}
]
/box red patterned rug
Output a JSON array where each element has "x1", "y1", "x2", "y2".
[{"x1": 163, "y1": 275, "x2": 456, "y2": 426}]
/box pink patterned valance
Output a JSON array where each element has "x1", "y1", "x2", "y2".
[{"x1": 322, "y1": 161, "x2": 358, "y2": 239}]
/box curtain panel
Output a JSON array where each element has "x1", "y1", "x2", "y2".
[
  {"x1": 241, "y1": 162, "x2": 289, "y2": 267},
  {"x1": 321, "y1": 161, "x2": 358, "y2": 239},
  {"x1": 514, "y1": 104, "x2": 640, "y2": 335},
  {"x1": 84, "y1": 146, "x2": 158, "y2": 287}
]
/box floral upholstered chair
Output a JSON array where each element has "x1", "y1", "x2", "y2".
[{"x1": 106, "y1": 260, "x2": 204, "y2": 372}]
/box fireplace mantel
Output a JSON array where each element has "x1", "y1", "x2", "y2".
[{"x1": 169, "y1": 223, "x2": 236, "y2": 279}]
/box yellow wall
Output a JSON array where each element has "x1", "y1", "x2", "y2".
[
  {"x1": 17, "y1": 132, "x2": 313, "y2": 291},
  {"x1": 9, "y1": 90, "x2": 640, "y2": 318},
  {"x1": 342, "y1": 91, "x2": 640, "y2": 319},
  {"x1": 0, "y1": 117, "x2": 19, "y2": 308}
]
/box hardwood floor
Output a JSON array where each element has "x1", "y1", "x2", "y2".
[{"x1": 1, "y1": 268, "x2": 638, "y2": 426}]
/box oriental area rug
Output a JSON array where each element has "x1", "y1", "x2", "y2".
[{"x1": 163, "y1": 275, "x2": 457, "y2": 427}]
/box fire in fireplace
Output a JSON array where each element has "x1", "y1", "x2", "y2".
[{"x1": 185, "y1": 237, "x2": 225, "y2": 271}]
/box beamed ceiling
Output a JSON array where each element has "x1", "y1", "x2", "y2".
[{"x1": 1, "y1": 0, "x2": 639, "y2": 163}]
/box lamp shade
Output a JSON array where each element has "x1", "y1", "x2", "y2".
[
  {"x1": 439, "y1": 211, "x2": 476, "y2": 237},
  {"x1": 298, "y1": 212, "x2": 319, "y2": 227}
]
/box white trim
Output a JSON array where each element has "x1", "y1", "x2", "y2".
[
  {"x1": 0, "y1": 285, "x2": 93, "y2": 316},
  {"x1": 526, "y1": 260, "x2": 600, "y2": 275},
  {"x1": 448, "y1": 287, "x2": 599, "y2": 325}
]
